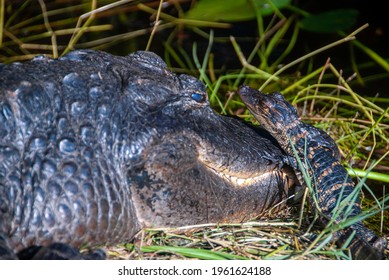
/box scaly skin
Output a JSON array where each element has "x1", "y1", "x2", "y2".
[{"x1": 238, "y1": 85, "x2": 386, "y2": 259}]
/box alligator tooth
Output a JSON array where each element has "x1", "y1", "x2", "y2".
[{"x1": 236, "y1": 178, "x2": 245, "y2": 186}]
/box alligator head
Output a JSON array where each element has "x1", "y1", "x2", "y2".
[{"x1": 122, "y1": 52, "x2": 296, "y2": 228}]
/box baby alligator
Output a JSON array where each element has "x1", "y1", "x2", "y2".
[{"x1": 238, "y1": 86, "x2": 386, "y2": 260}]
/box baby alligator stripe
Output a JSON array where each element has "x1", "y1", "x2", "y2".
[{"x1": 238, "y1": 85, "x2": 386, "y2": 260}]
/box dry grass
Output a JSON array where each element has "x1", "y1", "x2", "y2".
[
  {"x1": 104, "y1": 221, "x2": 370, "y2": 260},
  {"x1": 104, "y1": 205, "x2": 388, "y2": 260}
]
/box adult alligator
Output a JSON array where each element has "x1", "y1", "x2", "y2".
[
  {"x1": 0, "y1": 49, "x2": 294, "y2": 259},
  {"x1": 0, "y1": 49, "x2": 384, "y2": 259},
  {"x1": 238, "y1": 86, "x2": 386, "y2": 260}
]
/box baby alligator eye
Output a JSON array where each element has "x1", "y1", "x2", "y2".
[{"x1": 191, "y1": 92, "x2": 205, "y2": 102}]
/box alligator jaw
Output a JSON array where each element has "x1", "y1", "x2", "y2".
[
  {"x1": 196, "y1": 134, "x2": 285, "y2": 187},
  {"x1": 196, "y1": 133, "x2": 285, "y2": 190}
]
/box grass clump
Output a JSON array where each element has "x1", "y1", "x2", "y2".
[{"x1": 106, "y1": 220, "x2": 343, "y2": 260}]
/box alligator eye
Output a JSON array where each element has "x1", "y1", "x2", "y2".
[{"x1": 191, "y1": 92, "x2": 206, "y2": 102}]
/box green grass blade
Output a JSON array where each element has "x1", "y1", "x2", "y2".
[{"x1": 347, "y1": 168, "x2": 389, "y2": 183}]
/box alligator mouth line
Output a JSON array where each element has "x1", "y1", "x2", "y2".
[
  {"x1": 220, "y1": 171, "x2": 274, "y2": 187},
  {"x1": 205, "y1": 164, "x2": 275, "y2": 188},
  {"x1": 197, "y1": 149, "x2": 278, "y2": 188}
]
